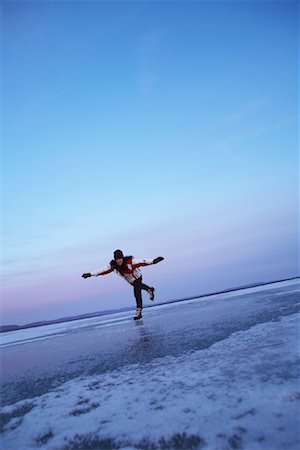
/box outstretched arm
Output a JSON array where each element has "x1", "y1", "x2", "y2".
[
  {"x1": 132, "y1": 257, "x2": 164, "y2": 268},
  {"x1": 82, "y1": 264, "x2": 113, "y2": 279}
]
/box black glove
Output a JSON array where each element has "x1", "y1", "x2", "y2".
[
  {"x1": 153, "y1": 256, "x2": 164, "y2": 264},
  {"x1": 82, "y1": 273, "x2": 92, "y2": 278}
]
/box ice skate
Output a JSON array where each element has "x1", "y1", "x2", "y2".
[{"x1": 134, "y1": 307, "x2": 142, "y2": 320}]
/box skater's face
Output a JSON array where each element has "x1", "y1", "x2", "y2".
[{"x1": 116, "y1": 257, "x2": 123, "y2": 266}]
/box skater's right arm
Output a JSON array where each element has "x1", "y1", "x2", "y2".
[{"x1": 82, "y1": 264, "x2": 114, "y2": 278}]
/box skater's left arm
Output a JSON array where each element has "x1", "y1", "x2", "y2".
[{"x1": 132, "y1": 257, "x2": 164, "y2": 268}]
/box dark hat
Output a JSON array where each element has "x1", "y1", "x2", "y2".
[{"x1": 114, "y1": 249, "x2": 124, "y2": 260}]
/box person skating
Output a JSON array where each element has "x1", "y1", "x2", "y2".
[{"x1": 82, "y1": 249, "x2": 164, "y2": 320}]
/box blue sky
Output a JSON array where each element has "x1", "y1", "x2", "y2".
[{"x1": 2, "y1": 0, "x2": 299, "y2": 325}]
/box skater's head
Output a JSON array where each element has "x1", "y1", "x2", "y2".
[{"x1": 114, "y1": 249, "x2": 124, "y2": 266}]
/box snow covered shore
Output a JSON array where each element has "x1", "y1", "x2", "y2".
[{"x1": 1, "y1": 310, "x2": 299, "y2": 450}]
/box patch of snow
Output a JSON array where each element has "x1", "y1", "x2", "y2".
[{"x1": 1, "y1": 312, "x2": 299, "y2": 450}]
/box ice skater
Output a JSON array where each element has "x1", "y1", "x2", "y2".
[{"x1": 82, "y1": 249, "x2": 164, "y2": 320}]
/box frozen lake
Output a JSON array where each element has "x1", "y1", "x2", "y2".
[{"x1": 0, "y1": 279, "x2": 299, "y2": 449}]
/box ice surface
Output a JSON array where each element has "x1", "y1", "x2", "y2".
[
  {"x1": 0, "y1": 280, "x2": 299, "y2": 450},
  {"x1": 1, "y1": 279, "x2": 297, "y2": 348}
]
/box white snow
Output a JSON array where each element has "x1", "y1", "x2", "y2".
[{"x1": 1, "y1": 310, "x2": 299, "y2": 450}]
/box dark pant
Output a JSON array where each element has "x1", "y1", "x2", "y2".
[{"x1": 133, "y1": 277, "x2": 151, "y2": 309}]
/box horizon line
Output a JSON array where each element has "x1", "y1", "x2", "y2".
[{"x1": 1, "y1": 275, "x2": 299, "y2": 333}]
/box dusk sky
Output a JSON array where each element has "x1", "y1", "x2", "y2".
[{"x1": 2, "y1": 0, "x2": 299, "y2": 325}]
